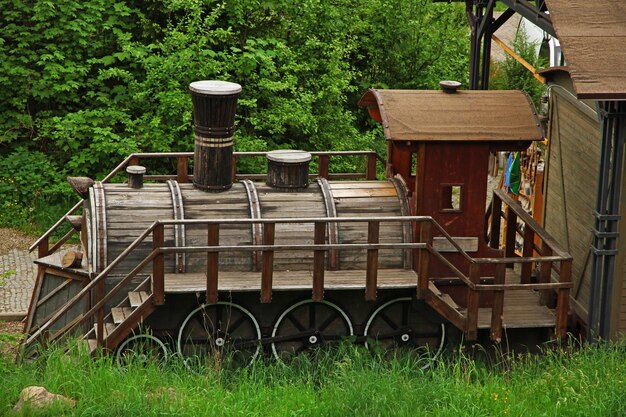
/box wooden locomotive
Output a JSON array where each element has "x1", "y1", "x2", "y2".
[{"x1": 23, "y1": 81, "x2": 573, "y2": 364}]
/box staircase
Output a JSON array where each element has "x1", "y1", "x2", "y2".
[{"x1": 81, "y1": 278, "x2": 156, "y2": 354}]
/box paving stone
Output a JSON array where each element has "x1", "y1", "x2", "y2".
[{"x1": 0, "y1": 249, "x2": 37, "y2": 315}]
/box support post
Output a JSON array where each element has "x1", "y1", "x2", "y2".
[
  {"x1": 466, "y1": 263, "x2": 481, "y2": 341},
  {"x1": 366, "y1": 153, "x2": 377, "y2": 180},
  {"x1": 489, "y1": 192, "x2": 502, "y2": 249},
  {"x1": 206, "y1": 224, "x2": 220, "y2": 304},
  {"x1": 312, "y1": 221, "x2": 326, "y2": 301},
  {"x1": 417, "y1": 221, "x2": 432, "y2": 299},
  {"x1": 521, "y1": 226, "x2": 535, "y2": 283},
  {"x1": 152, "y1": 223, "x2": 165, "y2": 305},
  {"x1": 261, "y1": 223, "x2": 275, "y2": 303},
  {"x1": 490, "y1": 263, "x2": 506, "y2": 343},
  {"x1": 365, "y1": 221, "x2": 380, "y2": 301},
  {"x1": 318, "y1": 155, "x2": 329, "y2": 179},
  {"x1": 589, "y1": 101, "x2": 626, "y2": 340},
  {"x1": 556, "y1": 259, "x2": 572, "y2": 338},
  {"x1": 96, "y1": 278, "x2": 105, "y2": 348},
  {"x1": 177, "y1": 156, "x2": 189, "y2": 183}
]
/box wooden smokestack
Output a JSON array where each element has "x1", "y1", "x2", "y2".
[{"x1": 189, "y1": 80, "x2": 242, "y2": 192}]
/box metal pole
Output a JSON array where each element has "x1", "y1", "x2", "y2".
[{"x1": 589, "y1": 101, "x2": 626, "y2": 340}]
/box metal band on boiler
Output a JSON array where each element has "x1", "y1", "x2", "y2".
[
  {"x1": 242, "y1": 180, "x2": 263, "y2": 271},
  {"x1": 316, "y1": 178, "x2": 339, "y2": 270},
  {"x1": 389, "y1": 176, "x2": 413, "y2": 269},
  {"x1": 194, "y1": 134, "x2": 234, "y2": 148},
  {"x1": 167, "y1": 180, "x2": 186, "y2": 273},
  {"x1": 93, "y1": 182, "x2": 107, "y2": 271}
]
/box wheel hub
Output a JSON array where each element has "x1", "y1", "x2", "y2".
[
  {"x1": 215, "y1": 337, "x2": 225, "y2": 347},
  {"x1": 308, "y1": 335, "x2": 318, "y2": 345}
]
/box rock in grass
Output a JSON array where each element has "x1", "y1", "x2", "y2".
[{"x1": 13, "y1": 386, "x2": 75, "y2": 412}]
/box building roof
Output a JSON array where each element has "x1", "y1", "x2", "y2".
[
  {"x1": 545, "y1": 0, "x2": 626, "y2": 100},
  {"x1": 358, "y1": 89, "x2": 543, "y2": 142}
]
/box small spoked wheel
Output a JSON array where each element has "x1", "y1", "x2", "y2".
[
  {"x1": 177, "y1": 302, "x2": 261, "y2": 368},
  {"x1": 271, "y1": 300, "x2": 353, "y2": 362},
  {"x1": 364, "y1": 297, "x2": 445, "y2": 369},
  {"x1": 116, "y1": 334, "x2": 168, "y2": 366}
]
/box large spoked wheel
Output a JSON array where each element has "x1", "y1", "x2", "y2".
[
  {"x1": 364, "y1": 297, "x2": 445, "y2": 369},
  {"x1": 271, "y1": 300, "x2": 353, "y2": 362},
  {"x1": 177, "y1": 302, "x2": 261, "y2": 368},
  {"x1": 116, "y1": 334, "x2": 168, "y2": 366}
]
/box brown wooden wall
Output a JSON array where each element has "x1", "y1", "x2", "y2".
[{"x1": 543, "y1": 87, "x2": 600, "y2": 326}]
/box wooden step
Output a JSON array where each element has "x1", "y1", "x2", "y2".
[
  {"x1": 93, "y1": 322, "x2": 116, "y2": 338},
  {"x1": 128, "y1": 291, "x2": 150, "y2": 308},
  {"x1": 111, "y1": 307, "x2": 134, "y2": 324}
]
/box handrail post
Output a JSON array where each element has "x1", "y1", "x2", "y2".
[
  {"x1": 312, "y1": 221, "x2": 326, "y2": 301},
  {"x1": 206, "y1": 224, "x2": 220, "y2": 304},
  {"x1": 318, "y1": 155, "x2": 329, "y2": 179},
  {"x1": 504, "y1": 204, "x2": 517, "y2": 264},
  {"x1": 521, "y1": 226, "x2": 535, "y2": 283},
  {"x1": 539, "y1": 243, "x2": 553, "y2": 305},
  {"x1": 153, "y1": 224, "x2": 165, "y2": 305},
  {"x1": 366, "y1": 153, "x2": 377, "y2": 180},
  {"x1": 261, "y1": 223, "x2": 275, "y2": 303},
  {"x1": 490, "y1": 193, "x2": 502, "y2": 249},
  {"x1": 417, "y1": 220, "x2": 432, "y2": 299},
  {"x1": 555, "y1": 259, "x2": 572, "y2": 338},
  {"x1": 231, "y1": 154, "x2": 238, "y2": 181},
  {"x1": 490, "y1": 263, "x2": 506, "y2": 343},
  {"x1": 96, "y1": 278, "x2": 105, "y2": 349},
  {"x1": 365, "y1": 221, "x2": 380, "y2": 301},
  {"x1": 466, "y1": 263, "x2": 480, "y2": 341},
  {"x1": 177, "y1": 156, "x2": 189, "y2": 183}
]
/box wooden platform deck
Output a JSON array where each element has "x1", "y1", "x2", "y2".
[
  {"x1": 164, "y1": 268, "x2": 418, "y2": 293},
  {"x1": 476, "y1": 270, "x2": 556, "y2": 329}
]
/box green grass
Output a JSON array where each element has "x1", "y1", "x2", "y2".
[{"x1": 1, "y1": 337, "x2": 625, "y2": 417}]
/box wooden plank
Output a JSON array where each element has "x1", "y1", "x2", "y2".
[
  {"x1": 111, "y1": 307, "x2": 133, "y2": 324},
  {"x1": 128, "y1": 292, "x2": 143, "y2": 307},
  {"x1": 164, "y1": 269, "x2": 419, "y2": 293},
  {"x1": 432, "y1": 237, "x2": 479, "y2": 252}
]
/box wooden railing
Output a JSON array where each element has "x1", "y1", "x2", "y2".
[
  {"x1": 29, "y1": 150, "x2": 384, "y2": 255},
  {"x1": 25, "y1": 215, "x2": 430, "y2": 349},
  {"x1": 26, "y1": 206, "x2": 572, "y2": 351}
]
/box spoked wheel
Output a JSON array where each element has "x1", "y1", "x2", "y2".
[
  {"x1": 271, "y1": 300, "x2": 353, "y2": 362},
  {"x1": 116, "y1": 334, "x2": 168, "y2": 366},
  {"x1": 177, "y1": 302, "x2": 261, "y2": 368},
  {"x1": 364, "y1": 297, "x2": 445, "y2": 369}
]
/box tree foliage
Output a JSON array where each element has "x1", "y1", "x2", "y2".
[{"x1": 0, "y1": 0, "x2": 469, "y2": 228}]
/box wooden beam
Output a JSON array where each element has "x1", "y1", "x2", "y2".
[{"x1": 491, "y1": 35, "x2": 546, "y2": 84}]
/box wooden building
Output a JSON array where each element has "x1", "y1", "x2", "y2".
[{"x1": 463, "y1": 0, "x2": 626, "y2": 340}]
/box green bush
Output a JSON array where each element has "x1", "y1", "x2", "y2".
[{"x1": 0, "y1": 0, "x2": 470, "y2": 230}]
